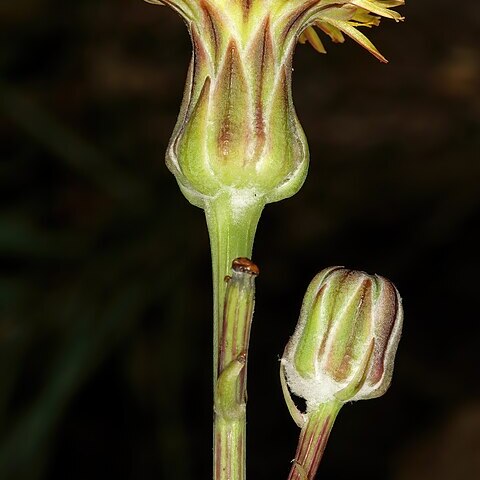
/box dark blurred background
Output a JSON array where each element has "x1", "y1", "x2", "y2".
[{"x1": 1, "y1": 0, "x2": 479, "y2": 479}]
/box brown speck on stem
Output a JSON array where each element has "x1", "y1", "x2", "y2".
[
  {"x1": 236, "y1": 351, "x2": 247, "y2": 365},
  {"x1": 232, "y1": 257, "x2": 260, "y2": 276}
]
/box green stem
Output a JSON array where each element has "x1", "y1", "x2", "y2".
[
  {"x1": 206, "y1": 199, "x2": 261, "y2": 480},
  {"x1": 213, "y1": 258, "x2": 258, "y2": 480},
  {"x1": 287, "y1": 401, "x2": 342, "y2": 480},
  {"x1": 205, "y1": 193, "x2": 264, "y2": 385},
  {"x1": 214, "y1": 416, "x2": 246, "y2": 480}
]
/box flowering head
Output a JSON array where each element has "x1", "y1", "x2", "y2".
[
  {"x1": 282, "y1": 266, "x2": 403, "y2": 409},
  {"x1": 146, "y1": 0, "x2": 404, "y2": 208}
]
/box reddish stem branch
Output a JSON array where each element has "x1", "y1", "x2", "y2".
[{"x1": 287, "y1": 402, "x2": 341, "y2": 480}]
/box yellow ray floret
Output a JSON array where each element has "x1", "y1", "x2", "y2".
[
  {"x1": 302, "y1": 0, "x2": 404, "y2": 63},
  {"x1": 144, "y1": 0, "x2": 404, "y2": 62},
  {"x1": 298, "y1": 27, "x2": 327, "y2": 54}
]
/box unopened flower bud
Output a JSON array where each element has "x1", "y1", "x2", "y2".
[
  {"x1": 147, "y1": 0, "x2": 404, "y2": 209},
  {"x1": 282, "y1": 266, "x2": 403, "y2": 409},
  {"x1": 165, "y1": 11, "x2": 309, "y2": 208}
]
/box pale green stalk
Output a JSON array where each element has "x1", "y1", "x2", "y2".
[
  {"x1": 205, "y1": 194, "x2": 264, "y2": 383},
  {"x1": 213, "y1": 255, "x2": 258, "y2": 480}
]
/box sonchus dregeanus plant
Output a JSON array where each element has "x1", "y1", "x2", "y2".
[{"x1": 145, "y1": 1, "x2": 404, "y2": 479}]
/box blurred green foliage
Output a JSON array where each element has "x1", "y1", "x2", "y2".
[{"x1": 1, "y1": 0, "x2": 479, "y2": 479}]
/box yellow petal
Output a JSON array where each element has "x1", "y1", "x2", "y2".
[
  {"x1": 316, "y1": 21, "x2": 345, "y2": 44},
  {"x1": 351, "y1": 10, "x2": 381, "y2": 27},
  {"x1": 349, "y1": 0, "x2": 404, "y2": 21},
  {"x1": 378, "y1": 0, "x2": 405, "y2": 7},
  {"x1": 300, "y1": 26, "x2": 327, "y2": 54},
  {"x1": 326, "y1": 19, "x2": 388, "y2": 63}
]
